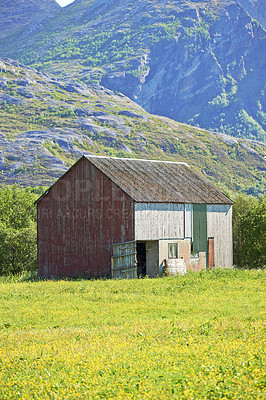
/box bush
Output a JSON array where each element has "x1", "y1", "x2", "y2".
[
  {"x1": 0, "y1": 185, "x2": 38, "y2": 275},
  {"x1": 233, "y1": 194, "x2": 266, "y2": 269}
]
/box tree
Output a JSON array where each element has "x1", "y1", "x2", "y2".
[
  {"x1": 233, "y1": 195, "x2": 266, "y2": 269},
  {"x1": 0, "y1": 185, "x2": 38, "y2": 275}
]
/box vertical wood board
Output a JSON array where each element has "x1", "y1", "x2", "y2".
[
  {"x1": 135, "y1": 203, "x2": 185, "y2": 240},
  {"x1": 207, "y1": 204, "x2": 233, "y2": 268}
]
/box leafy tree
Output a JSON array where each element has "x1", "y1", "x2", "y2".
[
  {"x1": 0, "y1": 226, "x2": 37, "y2": 275},
  {"x1": 0, "y1": 185, "x2": 38, "y2": 275},
  {"x1": 233, "y1": 195, "x2": 266, "y2": 269}
]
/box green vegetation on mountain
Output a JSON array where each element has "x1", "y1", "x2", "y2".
[
  {"x1": 0, "y1": 0, "x2": 265, "y2": 141},
  {"x1": 0, "y1": 58, "x2": 265, "y2": 195}
]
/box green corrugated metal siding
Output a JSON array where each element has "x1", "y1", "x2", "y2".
[{"x1": 193, "y1": 204, "x2": 207, "y2": 252}]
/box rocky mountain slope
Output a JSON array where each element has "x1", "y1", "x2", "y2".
[
  {"x1": 0, "y1": 0, "x2": 265, "y2": 142},
  {"x1": 237, "y1": 0, "x2": 266, "y2": 29},
  {"x1": 0, "y1": 57, "x2": 265, "y2": 195},
  {"x1": 0, "y1": 0, "x2": 60, "y2": 39}
]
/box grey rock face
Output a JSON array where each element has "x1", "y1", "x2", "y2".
[
  {"x1": 0, "y1": 94, "x2": 22, "y2": 105},
  {"x1": 0, "y1": 152, "x2": 4, "y2": 170},
  {"x1": 0, "y1": 56, "x2": 145, "y2": 185},
  {"x1": 79, "y1": 118, "x2": 118, "y2": 136},
  {"x1": 55, "y1": 0, "x2": 265, "y2": 141},
  {"x1": 53, "y1": 81, "x2": 94, "y2": 97},
  {"x1": 237, "y1": 0, "x2": 266, "y2": 29},
  {"x1": 0, "y1": 0, "x2": 60, "y2": 39},
  {"x1": 18, "y1": 129, "x2": 84, "y2": 154},
  {"x1": 98, "y1": 1, "x2": 266, "y2": 141},
  {"x1": 92, "y1": 114, "x2": 132, "y2": 134},
  {"x1": 0, "y1": 78, "x2": 8, "y2": 89},
  {"x1": 17, "y1": 88, "x2": 34, "y2": 98},
  {"x1": 118, "y1": 110, "x2": 149, "y2": 122},
  {"x1": 0, "y1": 129, "x2": 85, "y2": 182}
]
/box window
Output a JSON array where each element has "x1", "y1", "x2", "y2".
[{"x1": 168, "y1": 243, "x2": 178, "y2": 258}]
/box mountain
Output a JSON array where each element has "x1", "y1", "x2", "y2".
[
  {"x1": 237, "y1": 0, "x2": 266, "y2": 29},
  {"x1": 0, "y1": 57, "x2": 265, "y2": 195},
  {"x1": 0, "y1": 0, "x2": 60, "y2": 39},
  {"x1": 0, "y1": 0, "x2": 265, "y2": 142}
]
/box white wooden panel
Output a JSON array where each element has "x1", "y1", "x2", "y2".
[
  {"x1": 185, "y1": 203, "x2": 192, "y2": 238},
  {"x1": 135, "y1": 203, "x2": 185, "y2": 240},
  {"x1": 207, "y1": 205, "x2": 233, "y2": 268}
]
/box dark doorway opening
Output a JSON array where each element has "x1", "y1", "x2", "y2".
[{"x1": 137, "y1": 242, "x2": 146, "y2": 277}]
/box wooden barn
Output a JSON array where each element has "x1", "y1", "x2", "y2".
[{"x1": 36, "y1": 155, "x2": 233, "y2": 278}]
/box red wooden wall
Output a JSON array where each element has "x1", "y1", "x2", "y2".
[{"x1": 37, "y1": 158, "x2": 134, "y2": 278}]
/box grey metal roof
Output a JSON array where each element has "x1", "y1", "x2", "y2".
[{"x1": 85, "y1": 156, "x2": 233, "y2": 204}]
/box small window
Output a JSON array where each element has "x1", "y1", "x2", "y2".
[{"x1": 169, "y1": 243, "x2": 178, "y2": 259}]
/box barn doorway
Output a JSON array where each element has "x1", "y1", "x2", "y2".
[{"x1": 137, "y1": 242, "x2": 146, "y2": 277}]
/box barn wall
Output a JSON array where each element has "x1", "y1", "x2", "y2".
[
  {"x1": 189, "y1": 252, "x2": 207, "y2": 272},
  {"x1": 157, "y1": 238, "x2": 206, "y2": 273},
  {"x1": 158, "y1": 239, "x2": 188, "y2": 272},
  {"x1": 207, "y1": 205, "x2": 233, "y2": 268},
  {"x1": 135, "y1": 203, "x2": 232, "y2": 272},
  {"x1": 37, "y1": 158, "x2": 134, "y2": 278},
  {"x1": 135, "y1": 203, "x2": 192, "y2": 240}
]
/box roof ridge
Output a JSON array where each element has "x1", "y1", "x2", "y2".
[
  {"x1": 35, "y1": 155, "x2": 233, "y2": 205},
  {"x1": 84, "y1": 154, "x2": 190, "y2": 166}
]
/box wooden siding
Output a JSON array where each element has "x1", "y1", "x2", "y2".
[
  {"x1": 135, "y1": 203, "x2": 187, "y2": 240},
  {"x1": 184, "y1": 204, "x2": 192, "y2": 238},
  {"x1": 207, "y1": 204, "x2": 233, "y2": 268},
  {"x1": 135, "y1": 203, "x2": 232, "y2": 271},
  {"x1": 37, "y1": 158, "x2": 134, "y2": 278}
]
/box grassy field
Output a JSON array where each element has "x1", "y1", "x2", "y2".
[{"x1": 0, "y1": 269, "x2": 265, "y2": 399}]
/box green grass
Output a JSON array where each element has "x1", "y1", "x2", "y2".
[{"x1": 0, "y1": 269, "x2": 265, "y2": 399}]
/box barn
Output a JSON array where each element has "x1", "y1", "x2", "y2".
[{"x1": 36, "y1": 155, "x2": 233, "y2": 278}]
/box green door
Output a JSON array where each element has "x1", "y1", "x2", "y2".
[{"x1": 193, "y1": 204, "x2": 207, "y2": 252}]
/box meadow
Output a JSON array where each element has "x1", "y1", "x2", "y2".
[{"x1": 0, "y1": 269, "x2": 265, "y2": 399}]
